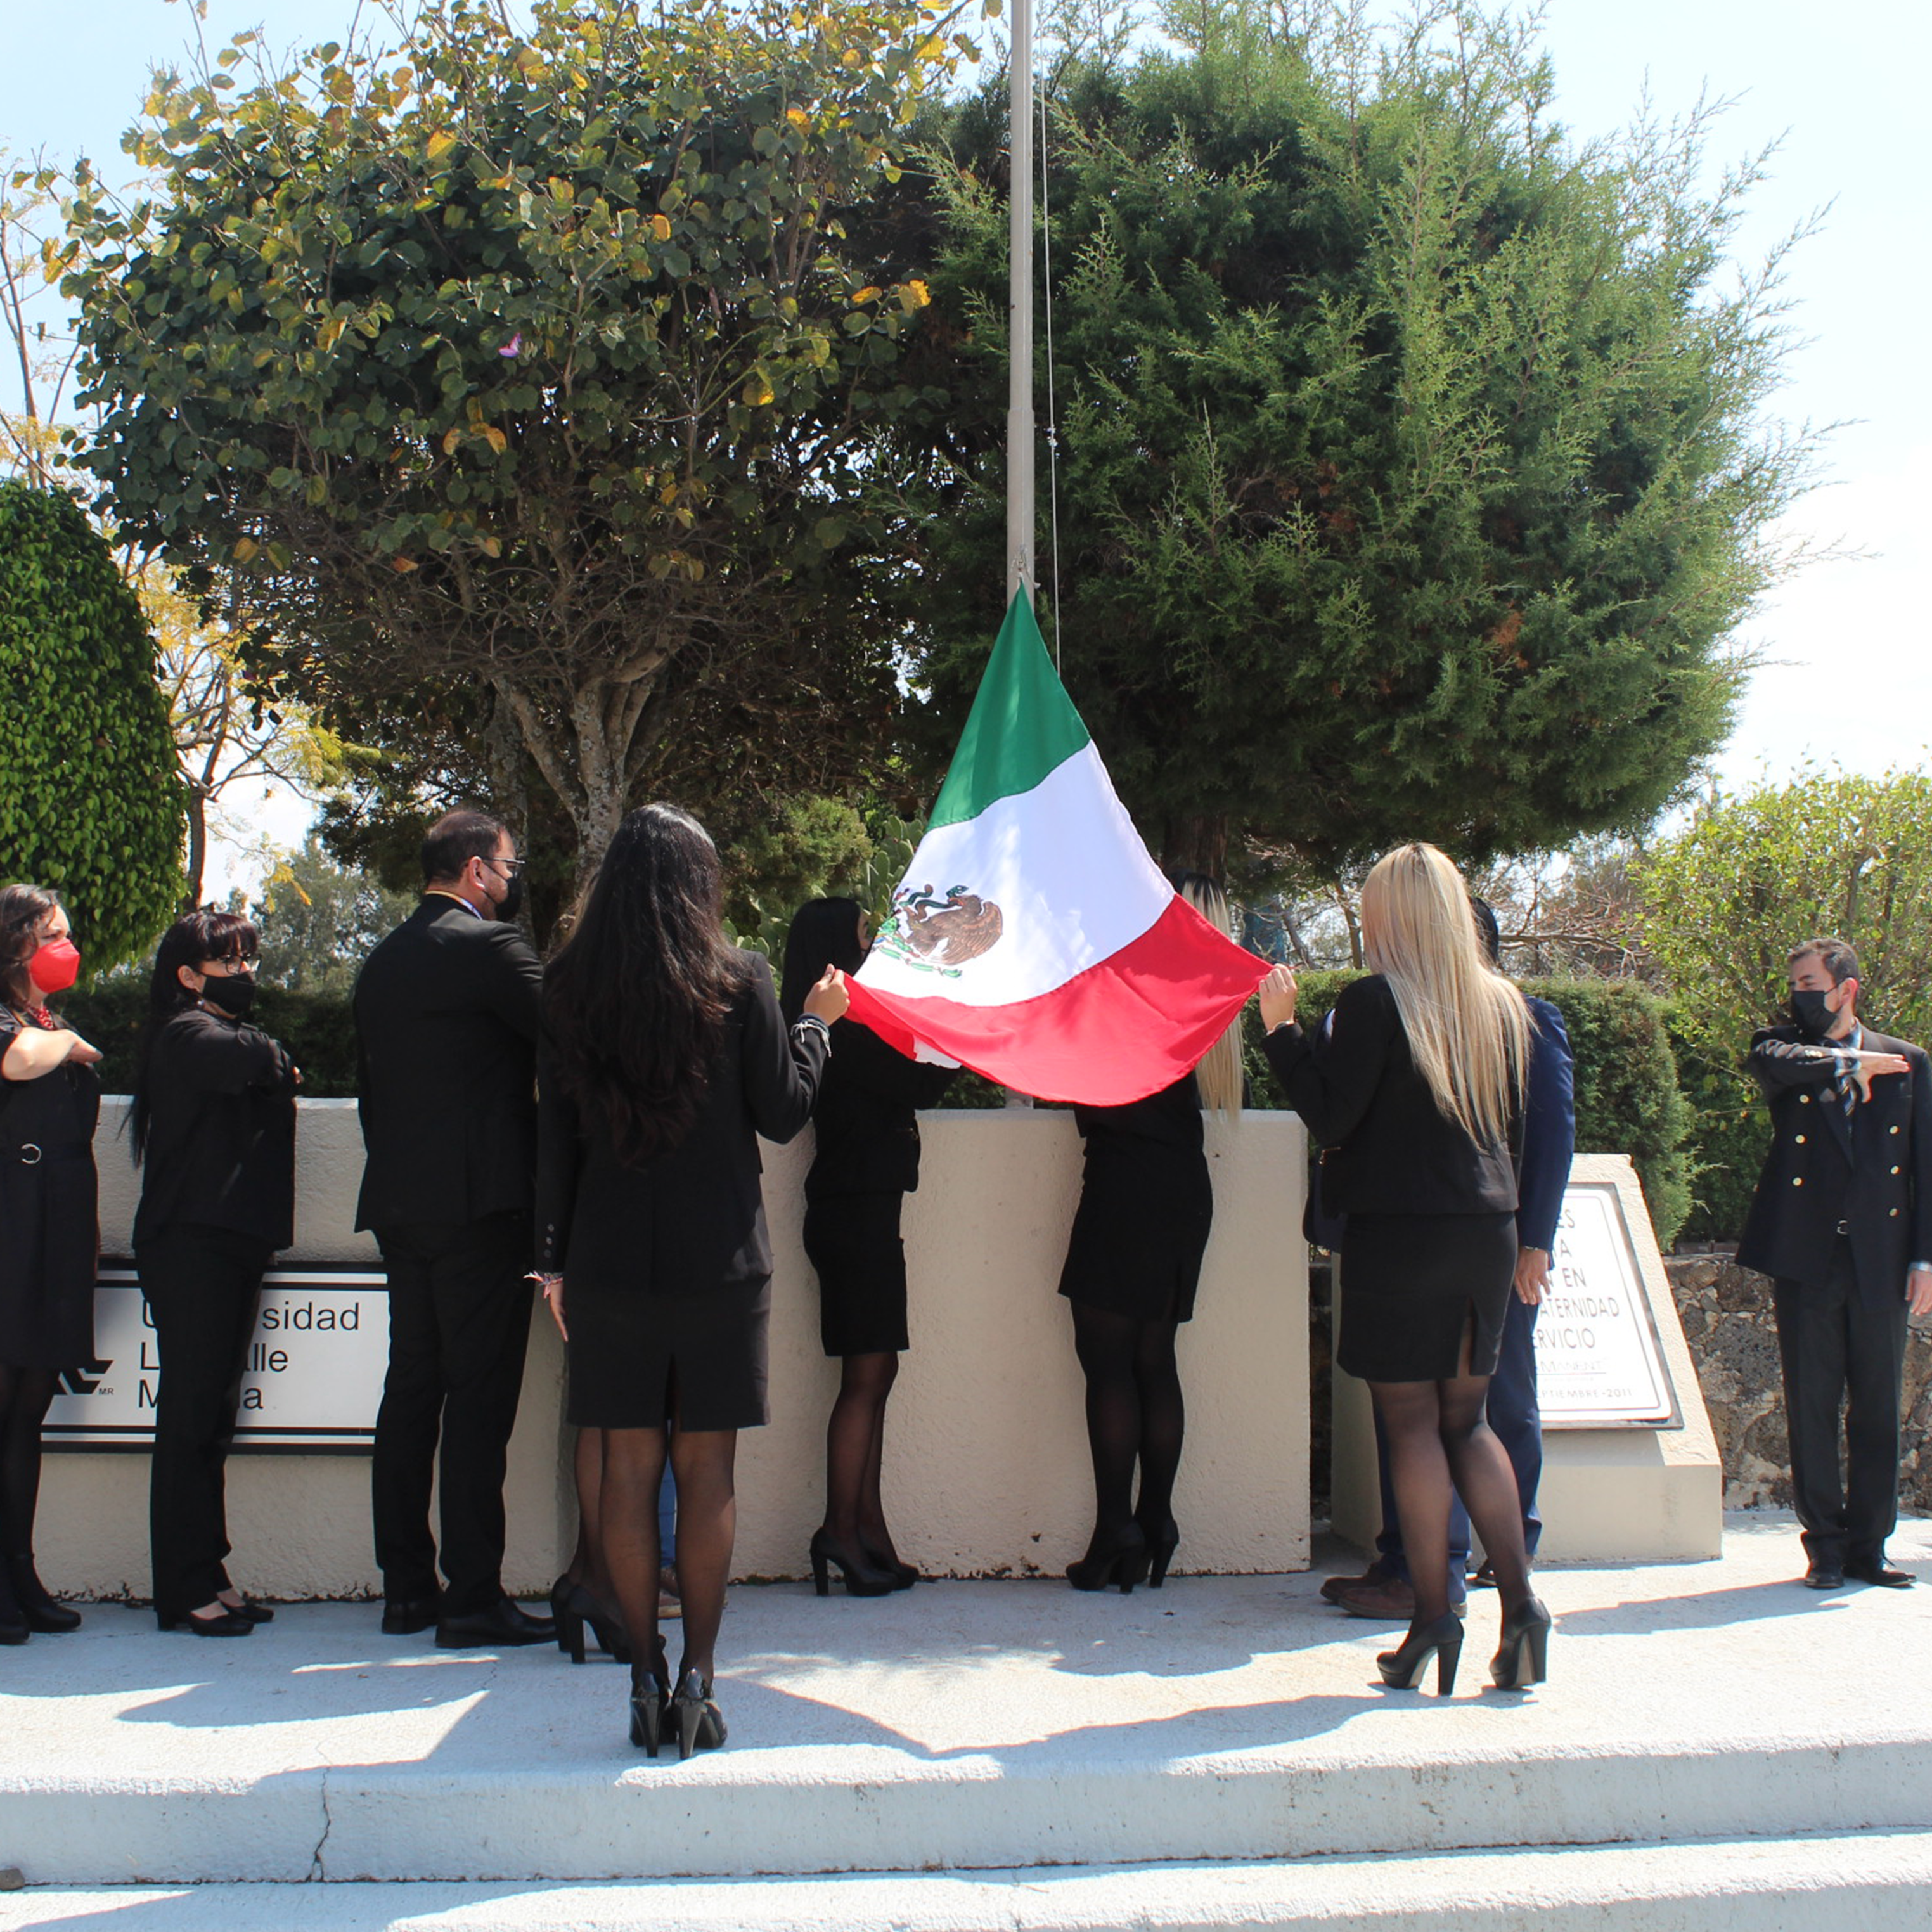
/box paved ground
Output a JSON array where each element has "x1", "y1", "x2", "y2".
[{"x1": 2, "y1": 1512, "x2": 1931, "y2": 1914}]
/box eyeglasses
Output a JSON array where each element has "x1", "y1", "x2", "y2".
[{"x1": 484, "y1": 858, "x2": 526, "y2": 877}]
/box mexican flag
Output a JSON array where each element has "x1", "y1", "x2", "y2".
[{"x1": 846, "y1": 593, "x2": 1267, "y2": 1105}]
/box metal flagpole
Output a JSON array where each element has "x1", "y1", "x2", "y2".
[{"x1": 1006, "y1": 0, "x2": 1034, "y2": 609}]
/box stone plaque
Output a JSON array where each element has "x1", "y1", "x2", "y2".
[{"x1": 1536, "y1": 1180, "x2": 1681, "y2": 1429}]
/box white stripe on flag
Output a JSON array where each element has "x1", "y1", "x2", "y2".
[{"x1": 860, "y1": 742, "x2": 1172, "y2": 1009}]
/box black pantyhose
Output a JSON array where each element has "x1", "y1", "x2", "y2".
[
  {"x1": 822, "y1": 1351, "x2": 899, "y2": 1559},
  {"x1": 0, "y1": 1360, "x2": 56, "y2": 1563},
  {"x1": 1369, "y1": 1344, "x2": 1532, "y2": 1636},
  {"x1": 1069, "y1": 1304, "x2": 1185, "y2": 1549},
  {"x1": 562, "y1": 1426, "x2": 616, "y2": 1604},
  {"x1": 600, "y1": 1419, "x2": 737, "y2": 1692}
]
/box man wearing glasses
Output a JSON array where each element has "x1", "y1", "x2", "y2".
[{"x1": 353, "y1": 808, "x2": 554, "y2": 1648}]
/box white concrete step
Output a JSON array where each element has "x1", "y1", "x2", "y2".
[
  {"x1": 4, "y1": 1519, "x2": 1931, "y2": 1888},
  {"x1": 5, "y1": 1833, "x2": 1932, "y2": 1931}
]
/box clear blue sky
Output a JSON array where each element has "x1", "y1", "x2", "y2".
[{"x1": 4, "y1": 0, "x2": 1926, "y2": 866}]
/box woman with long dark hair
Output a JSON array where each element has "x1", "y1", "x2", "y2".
[
  {"x1": 782, "y1": 898, "x2": 954, "y2": 1596},
  {"x1": 536, "y1": 805, "x2": 846, "y2": 1759},
  {"x1": 132, "y1": 909, "x2": 299, "y2": 1635},
  {"x1": 1057, "y1": 874, "x2": 1242, "y2": 1594},
  {"x1": 0, "y1": 884, "x2": 101, "y2": 1644},
  {"x1": 1260, "y1": 843, "x2": 1551, "y2": 1694}
]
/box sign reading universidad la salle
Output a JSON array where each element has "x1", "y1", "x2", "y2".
[
  {"x1": 1535, "y1": 1181, "x2": 1681, "y2": 1429},
  {"x1": 44, "y1": 1270, "x2": 389, "y2": 1453}
]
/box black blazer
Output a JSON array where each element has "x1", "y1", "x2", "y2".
[
  {"x1": 535, "y1": 953, "x2": 827, "y2": 1293},
  {"x1": 134, "y1": 1008, "x2": 298, "y2": 1250},
  {"x1": 1264, "y1": 974, "x2": 1519, "y2": 1218},
  {"x1": 1736, "y1": 1023, "x2": 1932, "y2": 1304},
  {"x1": 804, "y1": 1019, "x2": 955, "y2": 1202},
  {"x1": 352, "y1": 898, "x2": 544, "y2": 1231}
]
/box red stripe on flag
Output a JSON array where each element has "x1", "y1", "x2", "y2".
[{"x1": 846, "y1": 895, "x2": 1269, "y2": 1106}]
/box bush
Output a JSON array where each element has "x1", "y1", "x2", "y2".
[
  {"x1": 1244, "y1": 971, "x2": 1692, "y2": 1249},
  {"x1": 1668, "y1": 1017, "x2": 1771, "y2": 1245}
]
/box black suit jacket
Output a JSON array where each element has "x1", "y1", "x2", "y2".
[
  {"x1": 352, "y1": 898, "x2": 544, "y2": 1231},
  {"x1": 535, "y1": 953, "x2": 827, "y2": 1293},
  {"x1": 1736, "y1": 1022, "x2": 1932, "y2": 1304},
  {"x1": 1264, "y1": 974, "x2": 1519, "y2": 1218}
]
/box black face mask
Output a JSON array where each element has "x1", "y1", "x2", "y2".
[
  {"x1": 496, "y1": 871, "x2": 525, "y2": 924},
  {"x1": 200, "y1": 972, "x2": 257, "y2": 1020},
  {"x1": 1791, "y1": 988, "x2": 1839, "y2": 1038}
]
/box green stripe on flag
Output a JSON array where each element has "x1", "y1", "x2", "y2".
[{"x1": 928, "y1": 592, "x2": 1092, "y2": 830}]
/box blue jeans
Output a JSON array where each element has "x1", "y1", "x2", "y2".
[{"x1": 1372, "y1": 1294, "x2": 1542, "y2": 1597}]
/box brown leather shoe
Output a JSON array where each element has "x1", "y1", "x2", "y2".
[
  {"x1": 1333, "y1": 1577, "x2": 1417, "y2": 1621},
  {"x1": 1319, "y1": 1566, "x2": 1391, "y2": 1606}
]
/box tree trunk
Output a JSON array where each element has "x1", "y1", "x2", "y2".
[
  {"x1": 1160, "y1": 813, "x2": 1230, "y2": 883},
  {"x1": 180, "y1": 789, "x2": 209, "y2": 913}
]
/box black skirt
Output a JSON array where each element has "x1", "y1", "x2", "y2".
[
  {"x1": 1337, "y1": 1211, "x2": 1517, "y2": 1382},
  {"x1": 0, "y1": 1143, "x2": 98, "y2": 1369},
  {"x1": 565, "y1": 1276, "x2": 771, "y2": 1431},
  {"x1": 804, "y1": 1192, "x2": 909, "y2": 1358}
]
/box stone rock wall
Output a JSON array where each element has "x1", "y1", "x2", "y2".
[{"x1": 1665, "y1": 1251, "x2": 1932, "y2": 1512}]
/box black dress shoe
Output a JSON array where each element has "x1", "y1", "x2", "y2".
[
  {"x1": 1802, "y1": 1561, "x2": 1845, "y2": 1590},
  {"x1": 381, "y1": 1597, "x2": 441, "y2": 1635},
  {"x1": 158, "y1": 1607, "x2": 255, "y2": 1636},
  {"x1": 435, "y1": 1596, "x2": 557, "y2": 1649},
  {"x1": 1845, "y1": 1558, "x2": 1914, "y2": 1588}
]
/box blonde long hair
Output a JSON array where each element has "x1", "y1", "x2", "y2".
[
  {"x1": 1180, "y1": 875, "x2": 1243, "y2": 1119},
  {"x1": 1360, "y1": 844, "x2": 1528, "y2": 1147}
]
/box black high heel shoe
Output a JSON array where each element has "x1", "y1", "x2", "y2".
[
  {"x1": 1140, "y1": 1517, "x2": 1180, "y2": 1590},
  {"x1": 809, "y1": 1530, "x2": 898, "y2": 1597},
  {"x1": 6, "y1": 1558, "x2": 81, "y2": 1634},
  {"x1": 628, "y1": 1637, "x2": 672, "y2": 1756},
  {"x1": 1489, "y1": 1596, "x2": 1552, "y2": 1689},
  {"x1": 860, "y1": 1538, "x2": 921, "y2": 1590},
  {"x1": 558, "y1": 1583, "x2": 632, "y2": 1665},
  {"x1": 1067, "y1": 1521, "x2": 1150, "y2": 1594},
  {"x1": 1376, "y1": 1612, "x2": 1464, "y2": 1695},
  {"x1": 671, "y1": 1666, "x2": 728, "y2": 1761}
]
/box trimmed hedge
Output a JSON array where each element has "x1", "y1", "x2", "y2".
[{"x1": 1242, "y1": 972, "x2": 1692, "y2": 1249}]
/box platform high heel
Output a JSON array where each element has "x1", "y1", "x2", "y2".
[
  {"x1": 1376, "y1": 1612, "x2": 1464, "y2": 1695},
  {"x1": 628, "y1": 1638, "x2": 672, "y2": 1757},
  {"x1": 671, "y1": 1666, "x2": 728, "y2": 1761},
  {"x1": 860, "y1": 1538, "x2": 921, "y2": 1590},
  {"x1": 1066, "y1": 1521, "x2": 1150, "y2": 1594},
  {"x1": 1489, "y1": 1597, "x2": 1552, "y2": 1690},
  {"x1": 809, "y1": 1530, "x2": 898, "y2": 1597},
  {"x1": 1140, "y1": 1518, "x2": 1180, "y2": 1590}
]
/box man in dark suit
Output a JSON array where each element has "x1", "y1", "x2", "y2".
[
  {"x1": 356, "y1": 808, "x2": 555, "y2": 1648},
  {"x1": 1738, "y1": 937, "x2": 1932, "y2": 1591},
  {"x1": 1324, "y1": 899, "x2": 1576, "y2": 1618}
]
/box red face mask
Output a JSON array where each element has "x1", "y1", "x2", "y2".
[{"x1": 28, "y1": 937, "x2": 81, "y2": 996}]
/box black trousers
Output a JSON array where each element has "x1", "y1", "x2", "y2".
[
  {"x1": 138, "y1": 1223, "x2": 273, "y2": 1620},
  {"x1": 371, "y1": 1214, "x2": 532, "y2": 1615},
  {"x1": 1774, "y1": 1242, "x2": 1909, "y2": 1567}
]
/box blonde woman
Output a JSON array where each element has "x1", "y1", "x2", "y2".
[
  {"x1": 1259, "y1": 844, "x2": 1550, "y2": 1694},
  {"x1": 1058, "y1": 874, "x2": 1244, "y2": 1592}
]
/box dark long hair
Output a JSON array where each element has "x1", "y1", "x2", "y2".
[
  {"x1": 131, "y1": 910, "x2": 260, "y2": 1162},
  {"x1": 543, "y1": 803, "x2": 744, "y2": 1168},
  {"x1": 0, "y1": 882, "x2": 61, "y2": 1011},
  {"x1": 780, "y1": 897, "x2": 865, "y2": 1024}
]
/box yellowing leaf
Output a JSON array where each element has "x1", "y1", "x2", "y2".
[
  {"x1": 899, "y1": 278, "x2": 932, "y2": 312},
  {"x1": 482, "y1": 425, "x2": 508, "y2": 456},
  {"x1": 441, "y1": 426, "x2": 463, "y2": 456},
  {"x1": 742, "y1": 371, "x2": 775, "y2": 406},
  {"x1": 785, "y1": 107, "x2": 809, "y2": 127},
  {"x1": 479, "y1": 534, "x2": 503, "y2": 558},
  {"x1": 231, "y1": 536, "x2": 259, "y2": 562},
  {"x1": 851, "y1": 285, "x2": 880, "y2": 305},
  {"x1": 649, "y1": 213, "x2": 673, "y2": 241},
  {"x1": 317, "y1": 316, "x2": 346, "y2": 352},
  {"x1": 426, "y1": 129, "x2": 455, "y2": 161},
  {"x1": 392, "y1": 556, "x2": 418, "y2": 573}
]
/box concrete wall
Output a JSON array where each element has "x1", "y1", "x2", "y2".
[{"x1": 41, "y1": 1101, "x2": 1308, "y2": 1599}]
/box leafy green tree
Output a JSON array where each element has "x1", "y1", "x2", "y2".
[
  {"x1": 0, "y1": 480, "x2": 184, "y2": 967},
  {"x1": 898, "y1": 3, "x2": 1816, "y2": 881},
  {"x1": 61, "y1": 0, "x2": 966, "y2": 877},
  {"x1": 248, "y1": 833, "x2": 418, "y2": 996},
  {"x1": 1636, "y1": 771, "x2": 1932, "y2": 1060}
]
